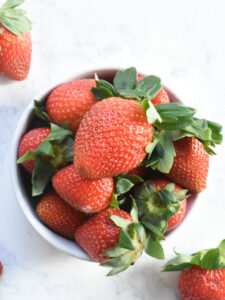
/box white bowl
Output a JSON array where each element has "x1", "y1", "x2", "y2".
[{"x1": 10, "y1": 69, "x2": 198, "y2": 261}]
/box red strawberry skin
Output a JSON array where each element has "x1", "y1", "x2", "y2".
[
  {"x1": 127, "y1": 166, "x2": 148, "y2": 178},
  {"x1": 166, "y1": 137, "x2": 209, "y2": 192},
  {"x1": 74, "y1": 97, "x2": 153, "y2": 179},
  {"x1": 150, "y1": 178, "x2": 187, "y2": 232},
  {"x1": 137, "y1": 75, "x2": 170, "y2": 106},
  {"x1": 0, "y1": 261, "x2": 3, "y2": 276},
  {"x1": 75, "y1": 208, "x2": 132, "y2": 263},
  {"x1": 46, "y1": 79, "x2": 97, "y2": 132},
  {"x1": 36, "y1": 190, "x2": 87, "y2": 239},
  {"x1": 52, "y1": 165, "x2": 114, "y2": 213},
  {"x1": 179, "y1": 266, "x2": 225, "y2": 300},
  {"x1": 0, "y1": 25, "x2": 32, "y2": 81},
  {"x1": 18, "y1": 128, "x2": 50, "y2": 173}
]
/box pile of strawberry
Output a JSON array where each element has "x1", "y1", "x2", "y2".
[{"x1": 17, "y1": 67, "x2": 223, "y2": 276}]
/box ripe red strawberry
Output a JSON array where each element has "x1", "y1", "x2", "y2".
[
  {"x1": 74, "y1": 97, "x2": 153, "y2": 179},
  {"x1": 75, "y1": 208, "x2": 132, "y2": 263},
  {"x1": 52, "y1": 165, "x2": 114, "y2": 213},
  {"x1": 163, "y1": 240, "x2": 225, "y2": 300},
  {"x1": 36, "y1": 190, "x2": 87, "y2": 238},
  {"x1": 127, "y1": 166, "x2": 148, "y2": 178},
  {"x1": 46, "y1": 79, "x2": 97, "y2": 132},
  {"x1": 137, "y1": 75, "x2": 170, "y2": 106},
  {"x1": 166, "y1": 137, "x2": 209, "y2": 192},
  {"x1": 150, "y1": 178, "x2": 187, "y2": 232},
  {"x1": 0, "y1": 1, "x2": 32, "y2": 80},
  {"x1": 0, "y1": 261, "x2": 3, "y2": 276},
  {"x1": 179, "y1": 266, "x2": 225, "y2": 300},
  {"x1": 18, "y1": 128, "x2": 50, "y2": 173}
]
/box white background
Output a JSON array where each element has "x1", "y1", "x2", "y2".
[{"x1": 0, "y1": 0, "x2": 225, "y2": 299}]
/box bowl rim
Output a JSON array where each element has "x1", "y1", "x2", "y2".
[{"x1": 10, "y1": 67, "x2": 198, "y2": 262}]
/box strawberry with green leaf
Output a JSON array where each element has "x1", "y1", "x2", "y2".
[
  {"x1": 17, "y1": 123, "x2": 74, "y2": 196},
  {"x1": 0, "y1": 0, "x2": 32, "y2": 80},
  {"x1": 75, "y1": 199, "x2": 160, "y2": 275},
  {"x1": 163, "y1": 240, "x2": 225, "y2": 300},
  {"x1": 52, "y1": 164, "x2": 114, "y2": 213},
  {"x1": 37, "y1": 190, "x2": 87, "y2": 239},
  {"x1": 134, "y1": 178, "x2": 188, "y2": 234}
]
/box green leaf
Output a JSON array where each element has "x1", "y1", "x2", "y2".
[
  {"x1": 142, "y1": 221, "x2": 165, "y2": 240},
  {"x1": 118, "y1": 229, "x2": 135, "y2": 250},
  {"x1": 133, "y1": 223, "x2": 146, "y2": 243},
  {"x1": 31, "y1": 157, "x2": 55, "y2": 196},
  {"x1": 36, "y1": 141, "x2": 55, "y2": 157},
  {"x1": 17, "y1": 151, "x2": 37, "y2": 163},
  {"x1": 34, "y1": 100, "x2": 51, "y2": 123},
  {"x1": 136, "y1": 75, "x2": 162, "y2": 99},
  {"x1": 45, "y1": 123, "x2": 72, "y2": 142},
  {"x1": 115, "y1": 178, "x2": 134, "y2": 195},
  {"x1": 163, "y1": 254, "x2": 193, "y2": 271},
  {"x1": 1, "y1": 0, "x2": 25, "y2": 9},
  {"x1": 130, "y1": 197, "x2": 139, "y2": 222},
  {"x1": 106, "y1": 264, "x2": 131, "y2": 276},
  {"x1": 146, "y1": 101, "x2": 162, "y2": 124},
  {"x1": 103, "y1": 247, "x2": 129, "y2": 257},
  {"x1": 145, "y1": 236, "x2": 164, "y2": 259},
  {"x1": 157, "y1": 189, "x2": 176, "y2": 205},
  {"x1": 120, "y1": 174, "x2": 144, "y2": 184},
  {"x1": 110, "y1": 215, "x2": 131, "y2": 229},
  {"x1": 113, "y1": 67, "x2": 137, "y2": 92},
  {"x1": 109, "y1": 194, "x2": 119, "y2": 209},
  {"x1": 199, "y1": 249, "x2": 221, "y2": 270}
]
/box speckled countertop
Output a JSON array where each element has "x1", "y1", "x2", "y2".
[{"x1": 0, "y1": 0, "x2": 225, "y2": 299}]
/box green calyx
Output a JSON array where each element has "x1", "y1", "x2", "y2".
[
  {"x1": 163, "y1": 239, "x2": 225, "y2": 272},
  {"x1": 17, "y1": 123, "x2": 73, "y2": 196},
  {"x1": 102, "y1": 199, "x2": 146, "y2": 276},
  {"x1": 0, "y1": 0, "x2": 31, "y2": 36}
]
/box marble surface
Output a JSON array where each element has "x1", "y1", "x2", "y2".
[{"x1": 0, "y1": 0, "x2": 225, "y2": 299}]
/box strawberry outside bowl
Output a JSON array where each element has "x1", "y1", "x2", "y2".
[{"x1": 10, "y1": 68, "x2": 198, "y2": 261}]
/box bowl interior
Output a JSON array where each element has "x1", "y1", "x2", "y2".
[{"x1": 11, "y1": 69, "x2": 198, "y2": 261}]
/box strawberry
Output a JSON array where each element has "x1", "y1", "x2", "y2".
[
  {"x1": 127, "y1": 166, "x2": 148, "y2": 178},
  {"x1": 137, "y1": 75, "x2": 170, "y2": 106},
  {"x1": 75, "y1": 205, "x2": 147, "y2": 275},
  {"x1": 163, "y1": 239, "x2": 225, "y2": 300},
  {"x1": 46, "y1": 79, "x2": 97, "y2": 132},
  {"x1": 18, "y1": 128, "x2": 50, "y2": 173},
  {"x1": 134, "y1": 177, "x2": 188, "y2": 235},
  {"x1": 166, "y1": 137, "x2": 209, "y2": 192},
  {"x1": 0, "y1": 0, "x2": 32, "y2": 81},
  {"x1": 74, "y1": 97, "x2": 153, "y2": 179},
  {"x1": 37, "y1": 190, "x2": 87, "y2": 238},
  {"x1": 0, "y1": 261, "x2": 3, "y2": 276},
  {"x1": 52, "y1": 165, "x2": 114, "y2": 213},
  {"x1": 17, "y1": 123, "x2": 74, "y2": 196},
  {"x1": 149, "y1": 178, "x2": 187, "y2": 232}
]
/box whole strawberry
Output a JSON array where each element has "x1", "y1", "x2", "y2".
[
  {"x1": 150, "y1": 178, "x2": 187, "y2": 232},
  {"x1": 75, "y1": 205, "x2": 147, "y2": 275},
  {"x1": 18, "y1": 128, "x2": 50, "y2": 173},
  {"x1": 167, "y1": 137, "x2": 209, "y2": 192},
  {"x1": 37, "y1": 190, "x2": 87, "y2": 238},
  {"x1": 0, "y1": 0, "x2": 32, "y2": 80},
  {"x1": 46, "y1": 79, "x2": 97, "y2": 133},
  {"x1": 137, "y1": 75, "x2": 170, "y2": 106},
  {"x1": 134, "y1": 177, "x2": 188, "y2": 234},
  {"x1": 52, "y1": 165, "x2": 114, "y2": 213},
  {"x1": 163, "y1": 240, "x2": 225, "y2": 300},
  {"x1": 74, "y1": 97, "x2": 153, "y2": 179}
]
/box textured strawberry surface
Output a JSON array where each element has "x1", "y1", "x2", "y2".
[
  {"x1": 74, "y1": 97, "x2": 153, "y2": 179},
  {"x1": 46, "y1": 79, "x2": 97, "y2": 132},
  {"x1": 167, "y1": 137, "x2": 209, "y2": 192},
  {"x1": 0, "y1": 25, "x2": 32, "y2": 81},
  {"x1": 137, "y1": 75, "x2": 170, "y2": 106},
  {"x1": 179, "y1": 266, "x2": 225, "y2": 300},
  {"x1": 36, "y1": 190, "x2": 87, "y2": 239},
  {"x1": 18, "y1": 128, "x2": 50, "y2": 173},
  {"x1": 75, "y1": 208, "x2": 132, "y2": 263},
  {"x1": 149, "y1": 178, "x2": 187, "y2": 232},
  {"x1": 52, "y1": 165, "x2": 114, "y2": 213}
]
